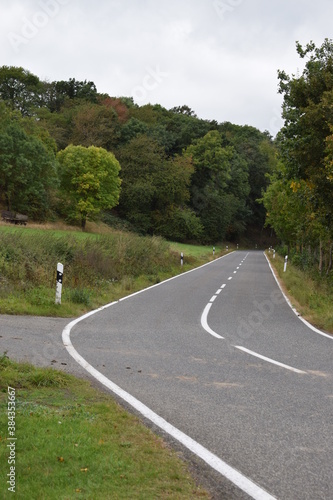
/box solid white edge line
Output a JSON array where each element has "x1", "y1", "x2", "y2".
[
  {"x1": 264, "y1": 253, "x2": 333, "y2": 340},
  {"x1": 201, "y1": 303, "x2": 224, "y2": 339},
  {"x1": 61, "y1": 250, "x2": 277, "y2": 499},
  {"x1": 62, "y1": 327, "x2": 276, "y2": 500},
  {"x1": 235, "y1": 346, "x2": 306, "y2": 374}
]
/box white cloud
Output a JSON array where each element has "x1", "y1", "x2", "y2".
[{"x1": 1, "y1": 0, "x2": 332, "y2": 135}]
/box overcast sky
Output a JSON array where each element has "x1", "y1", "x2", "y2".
[{"x1": 1, "y1": 0, "x2": 332, "y2": 136}]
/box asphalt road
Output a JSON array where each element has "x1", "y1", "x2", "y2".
[{"x1": 1, "y1": 251, "x2": 332, "y2": 499}]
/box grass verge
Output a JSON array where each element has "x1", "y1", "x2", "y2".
[
  {"x1": 0, "y1": 224, "x2": 229, "y2": 317},
  {"x1": 266, "y1": 251, "x2": 333, "y2": 334},
  {"x1": 0, "y1": 354, "x2": 209, "y2": 499}
]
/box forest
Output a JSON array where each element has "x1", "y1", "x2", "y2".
[
  {"x1": 0, "y1": 39, "x2": 332, "y2": 277},
  {"x1": 0, "y1": 63, "x2": 276, "y2": 244}
]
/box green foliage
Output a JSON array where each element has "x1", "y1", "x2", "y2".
[
  {"x1": 70, "y1": 102, "x2": 121, "y2": 150},
  {"x1": 57, "y1": 145, "x2": 121, "y2": 229},
  {"x1": 0, "y1": 226, "x2": 218, "y2": 316},
  {"x1": 222, "y1": 124, "x2": 277, "y2": 227},
  {"x1": 116, "y1": 135, "x2": 200, "y2": 239},
  {"x1": 264, "y1": 39, "x2": 333, "y2": 277},
  {"x1": 0, "y1": 66, "x2": 41, "y2": 115},
  {"x1": 267, "y1": 252, "x2": 333, "y2": 332},
  {"x1": 116, "y1": 134, "x2": 164, "y2": 232},
  {"x1": 0, "y1": 227, "x2": 177, "y2": 291},
  {"x1": 69, "y1": 288, "x2": 91, "y2": 306},
  {"x1": 153, "y1": 206, "x2": 203, "y2": 241},
  {"x1": 185, "y1": 130, "x2": 251, "y2": 241},
  {"x1": 0, "y1": 103, "x2": 58, "y2": 218},
  {"x1": 277, "y1": 38, "x2": 333, "y2": 238},
  {"x1": 0, "y1": 353, "x2": 71, "y2": 389},
  {"x1": 0, "y1": 64, "x2": 276, "y2": 241}
]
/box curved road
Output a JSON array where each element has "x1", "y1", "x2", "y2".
[{"x1": 63, "y1": 251, "x2": 333, "y2": 500}]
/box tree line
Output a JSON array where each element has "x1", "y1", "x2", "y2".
[
  {"x1": 0, "y1": 64, "x2": 276, "y2": 242},
  {"x1": 262, "y1": 39, "x2": 333, "y2": 275}
]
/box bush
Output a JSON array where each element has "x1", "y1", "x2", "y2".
[
  {"x1": 69, "y1": 288, "x2": 91, "y2": 306},
  {"x1": 0, "y1": 227, "x2": 180, "y2": 312}
]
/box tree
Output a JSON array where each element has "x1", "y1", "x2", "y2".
[
  {"x1": 277, "y1": 39, "x2": 333, "y2": 237},
  {"x1": 115, "y1": 135, "x2": 165, "y2": 233},
  {"x1": 0, "y1": 66, "x2": 42, "y2": 115},
  {"x1": 218, "y1": 122, "x2": 276, "y2": 228},
  {"x1": 262, "y1": 163, "x2": 307, "y2": 250},
  {"x1": 170, "y1": 105, "x2": 197, "y2": 117},
  {"x1": 116, "y1": 135, "x2": 200, "y2": 239},
  {"x1": 57, "y1": 145, "x2": 121, "y2": 229},
  {"x1": 99, "y1": 97, "x2": 130, "y2": 123},
  {"x1": 70, "y1": 102, "x2": 120, "y2": 150},
  {"x1": 264, "y1": 39, "x2": 333, "y2": 273},
  {"x1": 152, "y1": 154, "x2": 203, "y2": 240},
  {"x1": 0, "y1": 103, "x2": 57, "y2": 218},
  {"x1": 185, "y1": 130, "x2": 250, "y2": 241}
]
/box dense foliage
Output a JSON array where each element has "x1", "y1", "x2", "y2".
[
  {"x1": 57, "y1": 145, "x2": 121, "y2": 229},
  {"x1": 262, "y1": 39, "x2": 333, "y2": 275},
  {"x1": 0, "y1": 65, "x2": 275, "y2": 242}
]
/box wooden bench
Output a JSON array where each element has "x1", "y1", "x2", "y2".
[{"x1": 1, "y1": 211, "x2": 28, "y2": 225}]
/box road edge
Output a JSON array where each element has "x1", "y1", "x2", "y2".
[
  {"x1": 62, "y1": 251, "x2": 277, "y2": 500},
  {"x1": 264, "y1": 252, "x2": 333, "y2": 340}
]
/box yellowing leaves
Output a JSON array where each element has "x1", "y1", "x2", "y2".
[{"x1": 290, "y1": 180, "x2": 301, "y2": 192}]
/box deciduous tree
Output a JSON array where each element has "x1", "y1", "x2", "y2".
[
  {"x1": 57, "y1": 145, "x2": 121, "y2": 229},
  {"x1": 0, "y1": 103, "x2": 57, "y2": 218}
]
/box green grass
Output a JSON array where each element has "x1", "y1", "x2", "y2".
[
  {"x1": 266, "y1": 251, "x2": 333, "y2": 334},
  {"x1": 169, "y1": 242, "x2": 225, "y2": 259},
  {"x1": 0, "y1": 354, "x2": 209, "y2": 499},
  {"x1": 0, "y1": 224, "x2": 230, "y2": 317}
]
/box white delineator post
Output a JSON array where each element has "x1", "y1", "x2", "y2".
[
  {"x1": 284, "y1": 255, "x2": 288, "y2": 272},
  {"x1": 55, "y1": 262, "x2": 63, "y2": 304},
  {"x1": 213, "y1": 247, "x2": 215, "y2": 256},
  {"x1": 181, "y1": 252, "x2": 184, "y2": 267}
]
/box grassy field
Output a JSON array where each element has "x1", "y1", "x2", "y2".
[
  {"x1": 266, "y1": 251, "x2": 333, "y2": 334},
  {"x1": 0, "y1": 354, "x2": 209, "y2": 499},
  {"x1": 0, "y1": 222, "x2": 228, "y2": 317},
  {"x1": 169, "y1": 241, "x2": 222, "y2": 259}
]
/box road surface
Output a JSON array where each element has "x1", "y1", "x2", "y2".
[
  {"x1": 64, "y1": 251, "x2": 333, "y2": 499},
  {"x1": 1, "y1": 251, "x2": 332, "y2": 498}
]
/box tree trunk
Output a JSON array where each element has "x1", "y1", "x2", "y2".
[{"x1": 327, "y1": 242, "x2": 333, "y2": 275}]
